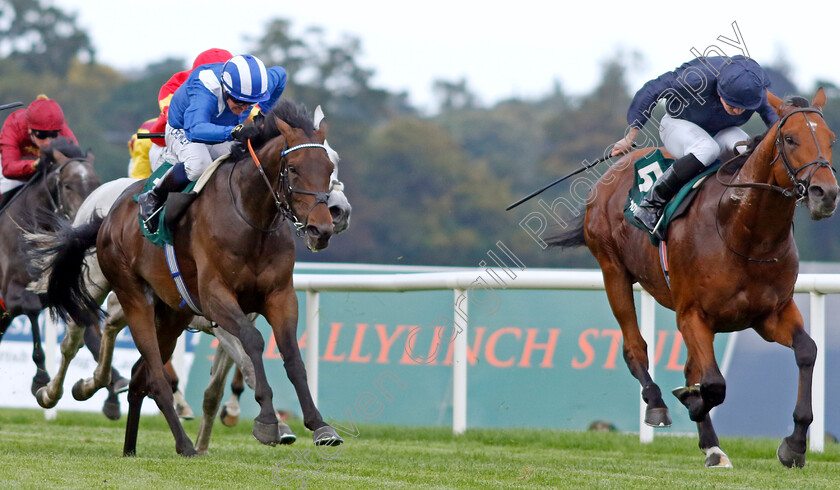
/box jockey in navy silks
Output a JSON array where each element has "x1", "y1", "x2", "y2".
[
  {"x1": 611, "y1": 55, "x2": 779, "y2": 232},
  {"x1": 138, "y1": 54, "x2": 287, "y2": 232}
]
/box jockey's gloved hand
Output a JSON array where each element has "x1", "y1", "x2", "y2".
[{"x1": 230, "y1": 124, "x2": 260, "y2": 143}]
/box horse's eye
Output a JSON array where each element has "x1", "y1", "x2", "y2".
[
  {"x1": 289, "y1": 166, "x2": 298, "y2": 174},
  {"x1": 784, "y1": 136, "x2": 796, "y2": 145}
]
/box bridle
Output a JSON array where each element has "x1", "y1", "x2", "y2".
[
  {"x1": 44, "y1": 158, "x2": 89, "y2": 219},
  {"x1": 718, "y1": 107, "x2": 834, "y2": 201},
  {"x1": 229, "y1": 139, "x2": 331, "y2": 233},
  {"x1": 715, "y1": 106, "x2": 835, "y2": 262}
]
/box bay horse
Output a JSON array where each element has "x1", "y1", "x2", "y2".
[
  {"x1": 25, "y1": 106, "x2": 351, "y2": 451},
  {"x1": 0, "y1": 139, "x2": 101, "y2": 398},
  {"x1": 548, "y1": 89, "x2": 836, "y2": 468},
  {"x1": 35, "y1": 99, "x2": 343, "y2": 456}
]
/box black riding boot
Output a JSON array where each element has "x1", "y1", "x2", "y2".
[
  {"x1": 633, "y1": 153, "x2": 706, "y2": 232},
  {"x1": 138, "y1": 165, "x2": 187, "y2": 233}
]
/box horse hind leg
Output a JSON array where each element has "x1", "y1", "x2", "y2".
[
  {"x1": 34, "y1": 319, "x2": 86, "y2": 408},
  {"x1": 73, "y1": 293, "x2": 126, "y2": 401},
  {"x1": 755, "y1": 304, "x2": 812, "y2": 468},
  {"x1": 164, "y1": 360, "x2": 194, "y2": 420},
  {"x1": 195, "y1": 343, "x2": 236, "y2": 455},
  {"x1": 598, "y1": 264, "x2": 671, "y2": 427},
  {"x1": 28, "y1": 312, "x2": 50, "y2": 396},
  {"x1": 672, "y1": 311, "x2": 730, "y2": 467}
]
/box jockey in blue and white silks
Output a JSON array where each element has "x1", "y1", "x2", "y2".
[
  {"x1": 611, "y1": 55, "x2": 780, "y2": 233},
  {"x1": 138, "y1": 54, "x2": 286, "y2": 232}
]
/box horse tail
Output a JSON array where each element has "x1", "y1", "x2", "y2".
[
  {"x1": 24, "y1": 214, "x2": 104, "y2": 326},
  {"x1": 544, "y1": 207, "x2": 587, "y2": 249}
]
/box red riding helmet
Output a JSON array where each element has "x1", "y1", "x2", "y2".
[{"x1": 26, "y1": 96, "x2": 66, "y2": 131}]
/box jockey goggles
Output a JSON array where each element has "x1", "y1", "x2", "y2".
[{"x1": 31, "y1": 129, "x2": 60, "y2": 139}]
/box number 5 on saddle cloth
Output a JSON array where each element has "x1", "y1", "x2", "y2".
[{"x1": 623, "y1": 149, "x2": 722, "y2": 245}]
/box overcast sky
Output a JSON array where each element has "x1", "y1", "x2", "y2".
[{"x1": 53, "y1": 0, "x2": 836, "y2": 113}]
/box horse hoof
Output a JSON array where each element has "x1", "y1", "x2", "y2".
[
  {"x1": 35, "y1": 387, "x2": 59, "y2": 409},
  {"x1": 644, "y1": 407, "x2": 672, "y2": 427},
  {"x1": 72, "y1": 379, "x2": 91, "y2": 401},
  {"x1": 176, "y1": 402, "x2": 195, "y2": 420},
  {"x1": 30, "y1": 369, "x2": 50, "y2": 397},
  {"x1": 313, "y1": 426, "x2": 343, "y2": 446},
  {"x1": 102, "y1": 399, "x2": 121, "y2": 421},
  {"x1": 220, "y1": 405, "x2": 239, "y2": 427},
  {"x1": 252, "y1": 420, "x2": 281, "y2": 446},
  {"x1": 672, "y1": 384, "x2": 700, "y2": 402},
  {"x1": 278, "y1": 422, "x2": 297, "y2": 445},
  {"x1": 704, "y1": 446, "x2": 733, "y2": 468},
  {"x1": 777, "y1": 439, "x2": 806, "y2": 468},
  {"x1": 111, "y1": 376, "x2": 130, "y2": 394},
  {"x1": 179, "y1": 446, "x2": 198, "y2": 458}
]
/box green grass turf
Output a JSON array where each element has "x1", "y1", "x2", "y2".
[{"x1": 0, "y1": 408, "x2": 838, "y2": 488}]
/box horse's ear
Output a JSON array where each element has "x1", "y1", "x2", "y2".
[
  {"x1": 274, "y1": 115, "x2": 293, "y2": 138},
  {"x1": 51, "y1": 149, "x2": 69, "y2": 166},
  {"x1": 812, "y1": 87, "x2": 827, "y2": 111},
  {"x1": 315, "y1": 121, "x2": 328, "y2": 142},
  {"x1": 766, "y1": 90, "x2": 784, "y2": 115},
  {"x1": 313, "y1": 105, "x2": 325, "y2": 130},
  {"x1": 86, "y1": 151, "x2": 95, "y2": 164}
]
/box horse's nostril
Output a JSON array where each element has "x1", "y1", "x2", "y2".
[
  {"x1": 808, "y1": 186, "x2": 825, "y2": 199},
  {"x1": 306, "y1": 225, "x2": 321, "y2": 237}
]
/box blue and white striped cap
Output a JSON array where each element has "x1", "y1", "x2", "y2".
[{"x1": 221, "y1": 54, "x2": 270, "y2": 103}]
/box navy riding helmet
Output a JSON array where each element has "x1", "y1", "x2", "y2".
[
  {"x1": 221, "y1": 54, "x2": 271, "y2": 103},
  {"x1": 716, "y1": 57, "x2": 770, "y2": 110}
]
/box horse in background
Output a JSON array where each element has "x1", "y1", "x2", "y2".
[
  {"x1": 32, "y1": 99, "x2": 344, "y2": 456},
  {"x1": 548, "y1": 89, "x2": 836, "y2": 468},
  {"x1": 0, "y1": 139, "x2": 124, "y2": 417}
]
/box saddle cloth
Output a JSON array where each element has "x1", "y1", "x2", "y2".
[
  {"x1": 623, "y1": 149, "x2": 721, "y2": 245},
  {"x1": 135, "y1": 155, "x2": 227, "y2": 248}
]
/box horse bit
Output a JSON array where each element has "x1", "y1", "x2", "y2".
[{"x1": 232, "y1": 140, "x2": 331, "y2": 233}]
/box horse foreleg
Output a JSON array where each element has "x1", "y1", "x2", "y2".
[
  {"x1": 35, "y1": 319, "x2": 86, "y2": 408},
  {"x1": 82, "y1": 324, "x2": 123, "y2": 420},
  {"x1": 265, "y1": 290, "x2": 341, "y2": 446},
  {"x1": 27, "y1": 312, "x2": 50, "y2": 396},
  {"x1": 205, "y1": 289, "x2": 280, "y2": 447},
  {"x1": 599, "y1": 264, "x2": 671, "y2": 427}
]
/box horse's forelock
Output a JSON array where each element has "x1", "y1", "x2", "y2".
[
  {"x1": 266, "y1": 99, "x2": 315, "y2": 137},
  {"x1": 48, "y1": 137, "x2": 86, "y2": 159},
  {"x1": 784, "y1": 95, "x2": 810, "y2": 109}
]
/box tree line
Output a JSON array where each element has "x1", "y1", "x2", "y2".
[{"x1": 1, "y1": 0, "x2": 838, "y2": 268}]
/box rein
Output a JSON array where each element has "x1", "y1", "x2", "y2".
[
  {"x1": 716, "y1": 107, "x2": 834, "y2": 201},
  {"x1": 0, "y1": 158, "x2": 80, "y2": 218},
  {"x1": 228, "y1": 138, "x2": 331, "y2": 233},
  {"x1": 713, "y1": 107, "x2": 833, "y2": 262}
]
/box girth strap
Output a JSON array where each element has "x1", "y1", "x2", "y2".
[{"x1": 164, "y1": 243, "x2": 202, "y2": 314}]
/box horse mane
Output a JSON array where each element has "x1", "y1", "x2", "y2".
[
  {"x1": 229, "y1": 99, "x2": 314, "y2": 161},
  {"x1": 41, "y1": 137, "x2": 87, "y2": 167}
]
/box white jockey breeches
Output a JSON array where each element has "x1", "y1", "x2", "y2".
[
  {"x1": 659, "y1": 114, "x2": 748, "y2": 166},
  {"x1": 165, "y1": 123, "x2": 233, "y2": 181}
]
